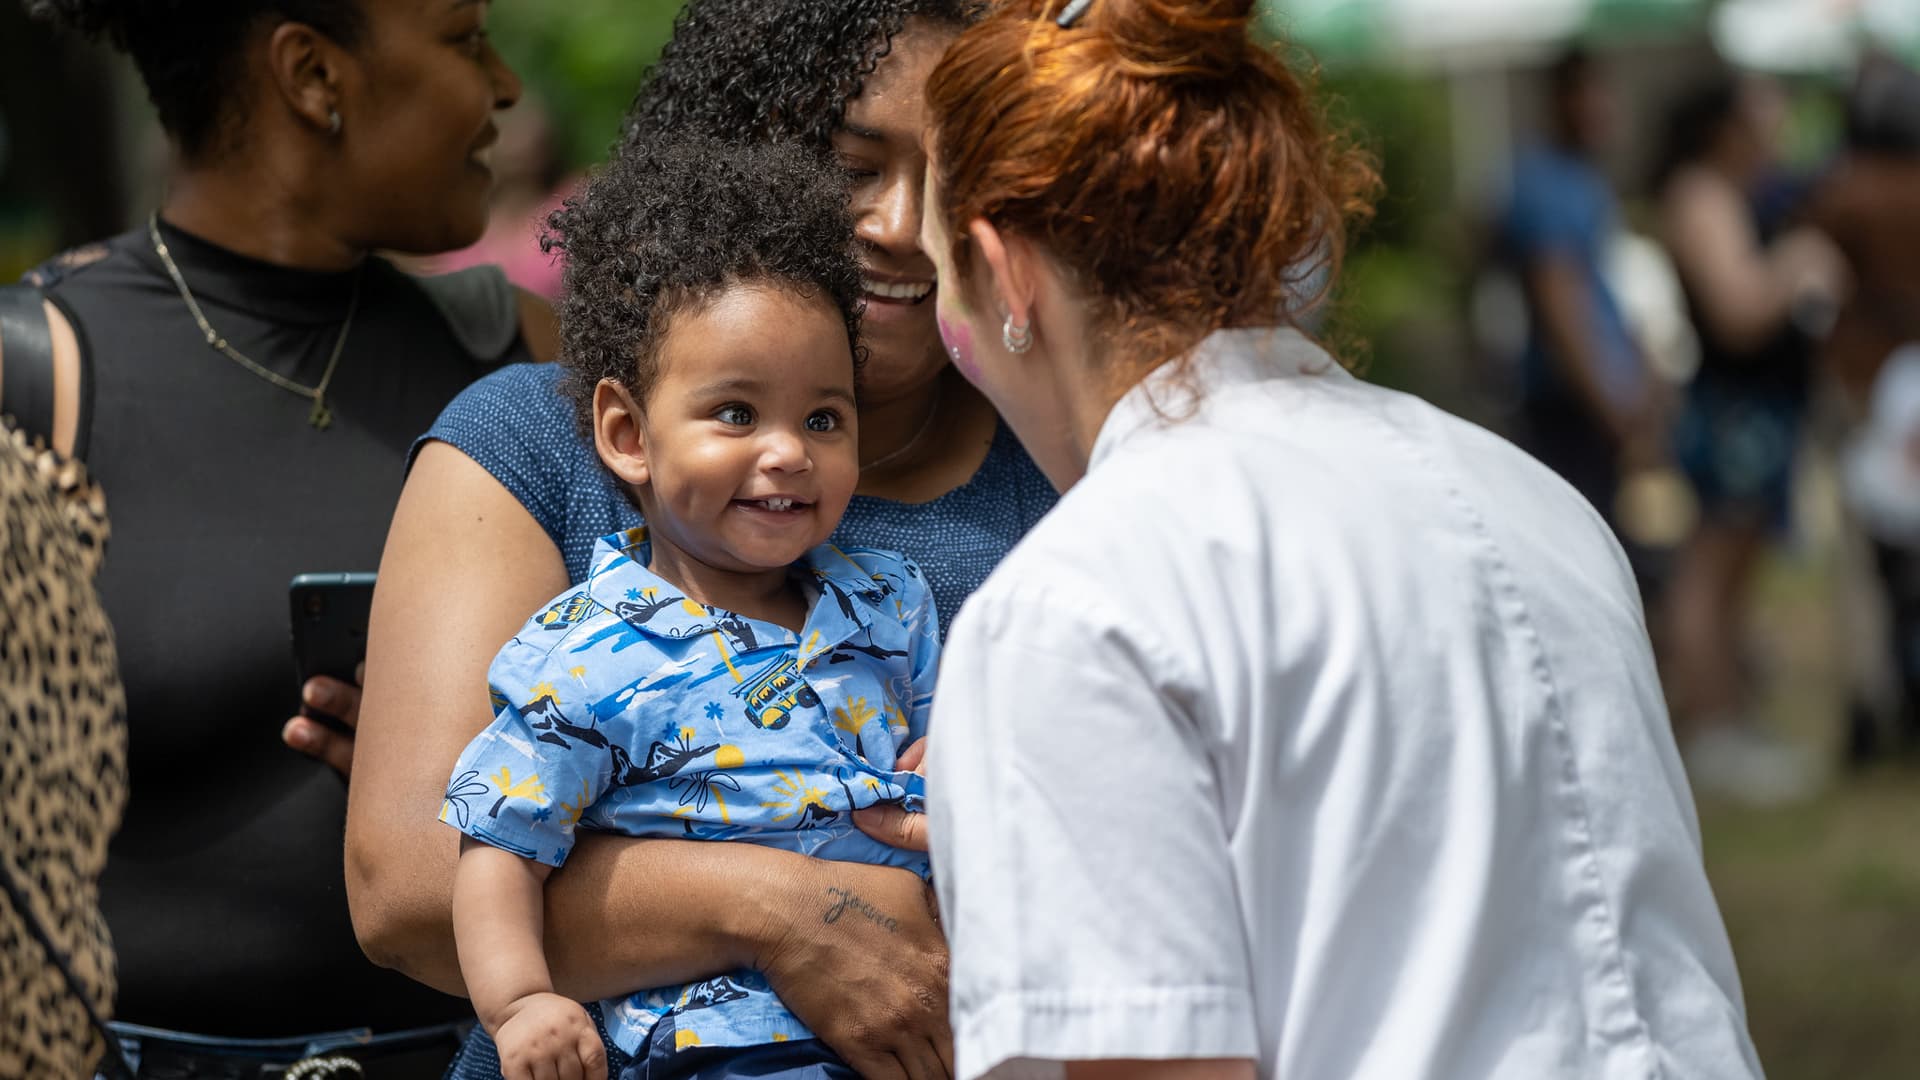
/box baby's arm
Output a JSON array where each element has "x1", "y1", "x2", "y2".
[{"x1": 454, "y1": 839, "x2": 607, "y2": 1080}]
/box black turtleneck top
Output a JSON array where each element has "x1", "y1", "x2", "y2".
[{"x1": 36, "y1": 218, "x2": 531, "y2": 1036}]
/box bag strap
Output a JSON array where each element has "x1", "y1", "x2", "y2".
[
  {"x1": 0, "y1": 854, "x2": 136, "y2": 1080},
  {"x1": 0, "y1": 284, "x2": 58, "y2": 448}
]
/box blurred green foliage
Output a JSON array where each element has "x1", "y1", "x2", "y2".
[
  {"x1": 490, "y1": 0, "x2": 685, "y2": 167},
  {"x1": 1314, "y1": 68, "x2": 1470, "y2": 398}
]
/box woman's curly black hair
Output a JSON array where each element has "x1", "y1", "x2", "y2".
[
  {"x1": 550, "y1": 135, "x2": 866, "y2": 439},
  {"x1": 621, "y1": 0, "x2": 980, "y2": 152},
  {"x1": 24, "y1": 0, "x2": 365, "y2": 160}
]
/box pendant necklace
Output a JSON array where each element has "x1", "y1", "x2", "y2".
[{"x1": 149, "y1": 213, "x2": 360, "y2": 430}]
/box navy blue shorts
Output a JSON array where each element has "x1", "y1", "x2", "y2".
[{"x1": 1675, "y1": 371, "x2": 1804, "y2": 531}]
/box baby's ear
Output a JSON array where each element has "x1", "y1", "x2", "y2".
[{"x1": 593, "y1": 380, "x2": 651, "y2": 488}]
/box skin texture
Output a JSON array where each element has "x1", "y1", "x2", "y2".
[
  {"x1": 346, "y1": 28, "x2": 973, "y2": 1080},
  {"x1": 935, "y1": 314, "x2": 980, "y2": 388}
]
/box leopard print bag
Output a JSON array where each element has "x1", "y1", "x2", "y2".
[{"x1": 0, "y1": 422, "x2": 130, "y2": 1079}]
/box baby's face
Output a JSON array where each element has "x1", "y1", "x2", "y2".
[{"x1": 636, "y1": 285, "x2": 860, "y2": 573}]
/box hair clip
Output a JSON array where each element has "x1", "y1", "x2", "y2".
[{"x1": 1056, "y1": 0, "x2": 1093, "y2": 28}]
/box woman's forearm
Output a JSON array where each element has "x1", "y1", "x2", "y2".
[{"x1": 543, "y1": 835, "x2": 815, "y2": 1001}]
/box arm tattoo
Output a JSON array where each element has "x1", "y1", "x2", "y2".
[{"x1": 822, "y1": 886, "x2": 899, "y2": 934}]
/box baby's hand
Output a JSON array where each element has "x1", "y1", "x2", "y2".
[{"x1": 493, "y1": 992, "x2": 607, "y2": 1080}]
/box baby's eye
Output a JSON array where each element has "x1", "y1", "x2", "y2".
[
  {"x1": 806, "y1": 411, "x2": 840, "y2": 433},
  {"x1": 716, "y1": 405, "x2": 754, "y2": 426}
]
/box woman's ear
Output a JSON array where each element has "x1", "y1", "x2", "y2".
[
  {"x1": 968, "y1": 219, "x2": 1037, "y2": 332},
  {"x1": 266, "y1": 21, "x2": 349, "y2": 136},
  {"x1": 593, "y1": 380, "x2": 651, "y2": 488}
]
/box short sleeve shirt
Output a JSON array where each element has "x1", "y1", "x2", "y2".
[
  {"x1": 929, "y1": 328, "x2": 1760, "y2": 1080},
  {"x1": 446, "y1": 530, "x2": 939, "y2": 1055},
  {"x1": 1504, "y1": 145, "x2": 1643, "y2": 409}
]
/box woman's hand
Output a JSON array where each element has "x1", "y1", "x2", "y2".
[
  {"x1": 855, "y1": 738, "x2": 930, "y2": 852},
  {"x1": 755, "y1": 855, "x2": 952, "y2": 1080},
  {"x1": 282, "y1": 663, "x2": 362, "y2": 778}
]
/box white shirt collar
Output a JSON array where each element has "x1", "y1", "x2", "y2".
[{"x1": 1086, "y1": 326, "x2": 1348, "y2": 472}]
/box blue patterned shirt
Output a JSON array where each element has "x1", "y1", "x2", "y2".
[{"x1": 443, "y1": 528, "x2": 938, "y2": 1055}]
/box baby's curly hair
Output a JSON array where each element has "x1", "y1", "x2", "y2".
[
  {"x1": 621, "y1": 0, "x2": 980, "y2": 152},
  {"x1": 548, "y1": 135, "x2": 865, "y2": 438}
]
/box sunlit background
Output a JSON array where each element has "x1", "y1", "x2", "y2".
[{"x1": 3, "y1": 1, "x2": 1918, "y2": 1075}]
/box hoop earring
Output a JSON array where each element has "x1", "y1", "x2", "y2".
[
  {"x1": 327, "y1": 109, "x2": 342, "y2": 136},
  {"x1": 1002, "y1": 314, "x2": 1033, "y2": 355}
]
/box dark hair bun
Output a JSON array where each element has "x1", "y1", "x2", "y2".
[
  {"x1": 22, "y1": 0, "x2": 132, "y2": 42},
  {"x1": 1072, "y1": 0, "x2": 1257, "y2": 82}
]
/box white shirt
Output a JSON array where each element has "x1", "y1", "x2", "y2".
[{"x1": 928, "y1": 328, "x2": 1761, "y2": 1080}]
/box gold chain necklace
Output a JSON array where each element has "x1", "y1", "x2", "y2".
[{"x1": 148, "y1": 213, "x2": 360, "y2": 430}]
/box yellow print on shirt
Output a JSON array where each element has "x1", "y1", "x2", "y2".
[
  {"x1": 762, "y1": 768, "x2": 833, "y2": 827},
  {"x1": 558, "y1": 778, "x2": 592, "y2": 829},
  {"x1": 486, "y1": 767, "x2": 548, "y2": 819},
  {"x1": 832, "y1": 697, "x2": 877, "y2": 737}
]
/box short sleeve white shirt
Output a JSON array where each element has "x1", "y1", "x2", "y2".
[{"x1": 928, "y1": 328, "x2": 1761, "y2": 1080}]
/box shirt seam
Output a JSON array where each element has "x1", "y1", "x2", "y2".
[
  {"x1": 956, "y1": 984, "x2": 1260, "y2": 1077},
  {"x1": 1373, "y1": 402, "x2": 1665, "y2": 1077}
]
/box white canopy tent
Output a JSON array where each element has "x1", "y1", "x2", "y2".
[{"x1": 1712, "y1": 0, "x2": 1920, "y2": 74}]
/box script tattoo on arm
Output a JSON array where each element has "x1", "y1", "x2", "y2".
[{"x1": 822, "y1": 886, "x2": 900, "y2": 934}]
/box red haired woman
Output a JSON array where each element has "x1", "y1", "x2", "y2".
[{"x1": 908, "y1": 2, "x2": 1765, "y2": 1078}]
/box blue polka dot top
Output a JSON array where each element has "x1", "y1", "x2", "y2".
[{"x1": 418, "y1": 362, "x2": 1059, "y2": 636}]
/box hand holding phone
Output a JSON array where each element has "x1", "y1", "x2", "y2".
[{"x1": 289, "y1": 572, "x2": 377, "y2": 735}]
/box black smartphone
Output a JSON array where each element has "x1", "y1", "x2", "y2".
[{"x1": 289, "y1": 572, "x2": 378, "y2": 734}]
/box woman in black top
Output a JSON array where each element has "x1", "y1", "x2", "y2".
[{"x1": 2, "y1": 0, "x2": 551, "y2": 1070}]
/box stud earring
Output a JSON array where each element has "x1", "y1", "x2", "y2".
[
  {"x1": 1002, "y1": 314, "x2": 1033, "y2": 354},
  {"x1": 327, "y1": 109, "x2": 342, "y2": 136}
]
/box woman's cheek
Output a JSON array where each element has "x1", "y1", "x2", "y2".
[{"x1": 937, "y1": 312, "x2": 984, "y2": 387}]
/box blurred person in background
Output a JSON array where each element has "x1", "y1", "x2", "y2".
[
  {"x1": 0, "y1": 1, "x2": 556, "y2": 1074},
  {"x1": 0, "y1": 421, "x2": 125, "y2": 1079},
  {"x1": 1654, "y1": 71, "x2": 1848, "y2": 804},
  {"x1": 1814, "y1": 51, "x2": 1920, "y2": 762},
  {"x1": 1502, "y1": 46, "x2": 1662, "y2": 549}
]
